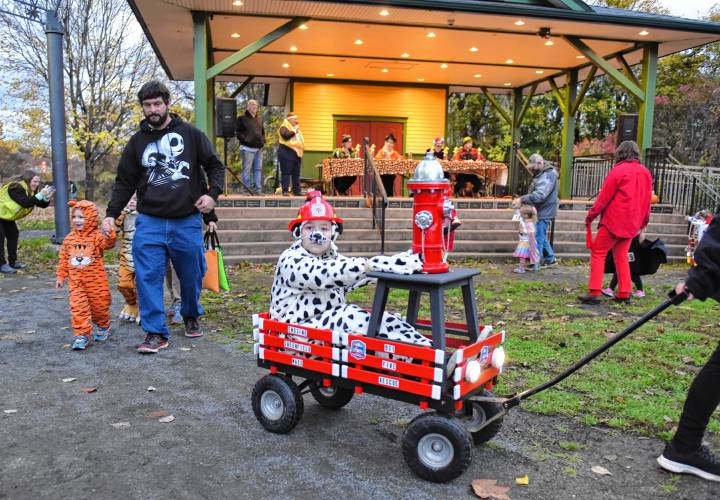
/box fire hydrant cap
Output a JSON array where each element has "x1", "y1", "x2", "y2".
[{"x1": 412, "y1": 152, "x2": 448, "y2": 183}]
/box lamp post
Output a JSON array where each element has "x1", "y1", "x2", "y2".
[{"x1": 0, "y1": 0, "x2": 69, "y2": 242}]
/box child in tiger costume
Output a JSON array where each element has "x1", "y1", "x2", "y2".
[
  {"x1": 55, "y1": 200, "x2": 116, "y2": 350},
  {"x1": 116, "y1": 194, "x2": 139, "y2": 323}
]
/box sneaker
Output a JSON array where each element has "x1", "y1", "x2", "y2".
[
  {"x1": 93, "y1": 326, "x2": 110, "y2": 342},
  {"x1": 632, "y1": 290, "x2": 646, "y2": 298},
  {"x1": 613, "y1": 296, "x2": 631, "y2": 304},
  {"x1": 183, "y1": 317, "x2": 204, "y2": 338},
  {"x1": 9, "y1": 261, "x2": 27, "y2": 269},
  {"x1": 513, "y1": 267, "x2": 526, "y2": 274},
  {"x1": 72, "y1": 335, "x2": 90, "y2": 350},
  {"x1": 137, "y1": 334, "x2": 169, "y2": 354},
  {"x1": 578, "y1": 293, "x2": 602, "y2": 305},
  {"x1": 540, "y1": 259, "x2": 558, "y2": 269},
  {"x1": 170, "y1": 305, "x2": 183, "y2": 325},
  {"x1": 0, "y1": 263, "x2": 17, "y2": 274},
  {"x1": 601, "y1": 288, "x2": 615, "y2": 297},
  {"x1": 657, "y1": 442, "x2": 720, "y2": 482}
]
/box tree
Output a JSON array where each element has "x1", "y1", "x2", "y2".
[{"x1": 0, "y1": 0, "x2": 159, "y2": 200}]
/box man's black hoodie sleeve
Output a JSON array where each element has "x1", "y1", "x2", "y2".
[
  {"x1": 686, "y1": 214, "x2": 720, "y2": 301},
  {"x1": 194, "y1": 127, "x2": 225, "y2": 200}
]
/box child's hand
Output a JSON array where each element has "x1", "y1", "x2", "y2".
[{"x1": 55, "y1": 279, "x2": 64, "y2": 288}]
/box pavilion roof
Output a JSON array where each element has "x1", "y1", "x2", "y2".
[{"x1": 129, "y1": 0, "x2": 720, "y2": 95}]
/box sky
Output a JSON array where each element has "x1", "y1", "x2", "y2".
[{"x1": 659, "y1": 0, "x2": 718, "y2": 18}]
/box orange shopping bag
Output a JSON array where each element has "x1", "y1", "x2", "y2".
[{"x1": 202, "y1": 231, "x2": 220, "y2": 292}]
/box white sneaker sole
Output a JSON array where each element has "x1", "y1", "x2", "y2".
[{"x1": 657, "y1": 454, "x2": 720, "y2": 482}]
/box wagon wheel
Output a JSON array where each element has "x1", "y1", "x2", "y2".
[
  {"x1": 310, "y1": 383, "x2": 354, "y2": 409},
  {"x1": 251, "y1": 374, "x2": 304, "y2": 433},
  {"x1": 401, "y1": 413, "x2": 473, "y2": 483},
  {"x1": 464, "y1": 389, "x2": 504, "y2": 445}
]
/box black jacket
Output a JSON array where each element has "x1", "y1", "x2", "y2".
[
  {"x1": 236, "y1": 111, "x2": 265, "y2": 149},
  {"x1": 8, "y1": 183, "x2": 50, "y2": 209},
  {"x1": 106, "y1": 114, "x2": 225, "y2": 219},
  {"x1": 686, "y1": 214, "x2": 720, "y2": 302}
]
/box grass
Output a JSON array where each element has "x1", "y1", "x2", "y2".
[{"x1": 9, "y1": 244, "x2": 718, "y2": 442}]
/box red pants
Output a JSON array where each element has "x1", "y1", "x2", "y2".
[{"x1": 588, "y1": 226, "x2": 632, "y2": 298}]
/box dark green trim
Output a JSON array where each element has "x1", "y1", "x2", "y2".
[
  {"x1": 206, "y1": 17, "x2": 310, "y2": 79},
  {"x1": 546, "y1": 0, "x2": 592, "y2": 12},
  {"x1": 213, "y1": 48, "x2": 567, "y2": 71},
  {"x1": 443, "y1": 86, "x2": 449, "y2": 143},
  {"x1": 509, "y1": 88, "x2": 523, "y2": 194},
  {"x1": 564, "y1": 35, "x2": 644, "y2": 101},
  {"x1": 193, "y1": 12, "x2": 212, "y2": 135},
  {"x1": 332, "y1": 114, "x2": 408, "y2": 154},
  {"x1": 517, "y1": 83, "x2": 538, "y2": 124},
  {"x1": 128, "y1": 0, "x2": 173, "y2": 79},
  {"x1": 637, "y1": 43, "x2": 658, "y2": 153},
  {"x1": 548, "y1": 77, "x2": 567, "y2": 114},
  {"x1": 559, "y1": 69, "x2": 578, "y2": 198},
  {"x1": 615, "y1": 54, "x2": 641, "y2": 89}
]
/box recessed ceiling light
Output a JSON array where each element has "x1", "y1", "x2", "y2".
[
  {"x1": 232, "y1": 0, "x2": 243, "y2": 5},
  {"x1": 290, "y1": 46, "x2": 298, "y2": 52},
  {"x1": 354, "y1": 39, "x2": 363, "y2": 45},
  {"x1": 576, "y1": 55, "x2": 585, "y2": 59},
  {"x1": 327, "y1": 73, "x2": 334, "y2": 77},
  {"x1": 231, "y1": 32, "x2": 240, "y2": 38},
  {"x1": 535, "y1": 70, "x2": 545, "y2": 74},
  {"x1": 639, "y1": 30, "x2": 649, "y2": 36},
  {"x1": 426, "y1": 31, "x2": 436, "y2": 38},
  {"x1": 544, "y1": 39, "x2": 554, "y2": 46},
  {"x1": 440, "y1": 63, "x2": 448, "y2": 69},
  {"x1": 417, "y1": 78, "x2": 425, "y2": 82},
  {"x1": 379, "y1": 9, "x2": 389, "y2": 16},
  {"x1": 282, "y1": 63, "x2": 290, "y2": 68},
  {"x1": 514, "y1": 20, "x2": 525, "y2": 26},
  {"x1": 473, "y1": 74, "x2": 482, "y2": 78},
  {"x1": 505, "y1": 59, "x2": 514, "y2": 64},
  {"x1": 504, "y1": 83, "x2": 512, "y2": 86},
  {"x1": 401, "y1": 52, "x2": 410, "y2": 58},
  {"x1": 299, "y1": 24, "x2": 309, "y2": 30},
  {"x1": 381, "y1": 68, "x2": 389, "y2": 73},
  {"x1": 469, "y1": 46, "x2": 479, "y2": 52}
]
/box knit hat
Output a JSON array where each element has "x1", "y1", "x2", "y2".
[{"x1": 462, "y1": 136, "x2": 473, "y2": 145}]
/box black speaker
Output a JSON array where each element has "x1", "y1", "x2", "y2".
[
  {"x1": 215, "y1": 98, "x2": 237, "y2": 138},
  {"x1": 616, "y1": 113, "x2": 638, "y2": 143}
]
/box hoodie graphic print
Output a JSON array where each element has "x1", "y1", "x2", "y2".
[{"x1": 57, "y1": 200, "x2": 117, "y2": 337}]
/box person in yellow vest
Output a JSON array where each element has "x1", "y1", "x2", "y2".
[
  {"x1": 0, "y1": 169, "x2": 55, "y2": 273},
  {"x1": 277, "y1": 111, "x2": 305, "y2": 196}
]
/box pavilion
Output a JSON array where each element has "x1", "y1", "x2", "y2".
[{"x1": 128, "y1": 0, "x2": 720, "y2": 197}]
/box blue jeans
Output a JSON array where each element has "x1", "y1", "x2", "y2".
[
  {"x1": 133, "y1": 213, "x2": 206, "y2": 338},
  {"x1": 535, "y1": 218, "x2": 556, "y2": 264},
  {"x1": 241, "y1": 148, "x2": 263, "y2": 191}
]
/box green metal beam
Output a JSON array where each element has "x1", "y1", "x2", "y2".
[
  {"x1": 230, "y1": 76, "x2": 255, "y2": 99},
  {"x1": 206, "y1": 17, "x2": 310, "y2": 79},
  {"x1": 615, "y1": 54, "x2": 641, "y2": 89},
  {"x1": 548, "y1": 78, "x2": 567, "y2": 115},
  {"x1": 637, "y1": 43, "x2": 658, "y2": 154},
  {"x1": 517, "y1": 83, "x2": 538, "y2": 125},
  {"x1": 563, "y1": 35, "x2": 645, "y2": 102},
  {"x1": 570, "y1": 65, "x2": 597, "y2": 115},
  {"x1": 559, "y1": 70, "x2": 578, "y2": 198},
  {"x1": 509, "y1": 88, "x2": 524, "y2": 195},
  {"x1": 193, "y1": 12, "x2": 213, "y2": 135},
  {"x1": 480, "y1": 87, "x2": 512, "y2": 125}
]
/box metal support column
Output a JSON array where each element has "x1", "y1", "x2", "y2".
[
  {"x1": 45, "y1": 8, "x2": 69, "y2": 242},
  {"x1": 637, "y1": 43, "x2": 658, "y2": 155},
  {"x1": 192, "y1": 12, "x2": 214, "y2": 136},
  {"x1": 559, "y1": 70, "x2": 578, "y2": 199},
  {"x1": 509, "y1": 88, "x2": 523, "y2": 195}
]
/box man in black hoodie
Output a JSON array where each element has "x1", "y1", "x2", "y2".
[
  {"x1": 656, "y1": 212, "x2": 720, "y2": 482},
  {"x1": 235, "y1": 99, "x2": 265, "y2": 194},
  {"x1": 102, "y1": 80, "x2": 225, "y2": 354}
]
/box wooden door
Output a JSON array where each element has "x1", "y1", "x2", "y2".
[{"x1": 336, "y1": 120, "x2": 371, "y2": 158}]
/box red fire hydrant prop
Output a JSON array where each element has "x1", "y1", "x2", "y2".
[{"x1": 407, "y1": 153, "x2": 457, "y2": 274}]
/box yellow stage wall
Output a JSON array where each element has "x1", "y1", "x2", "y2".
[{"x1": 292, "y1": 81, "x2": 447, "y2": 156}]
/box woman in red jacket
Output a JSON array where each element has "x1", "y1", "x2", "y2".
[{"x1": 579, "y1": 141, "x2": 653, "y2": 304}]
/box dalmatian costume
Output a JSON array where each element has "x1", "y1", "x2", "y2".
[{"x1": 270, "y1": 193, "x2": 432, "y2": 347}]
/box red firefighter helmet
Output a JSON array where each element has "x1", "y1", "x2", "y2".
[{"x1": 287, "y1": 191, "x2": 344, "y2": 233}]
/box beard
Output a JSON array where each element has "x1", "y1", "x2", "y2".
[{"x1": 146, "y1": 110, "x2": 169, "y2": 127}]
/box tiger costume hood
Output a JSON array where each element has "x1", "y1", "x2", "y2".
[{"x1": 69, "y1": 200, "x2": 99, "y2": 236}]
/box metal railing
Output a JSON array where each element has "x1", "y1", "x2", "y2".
[
  {"x1": 571, "y1": 154, "x2": 614, "y2": 199},
  {"x1": 363, "y1": 138, "x2": 388, "y2": 254}
]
